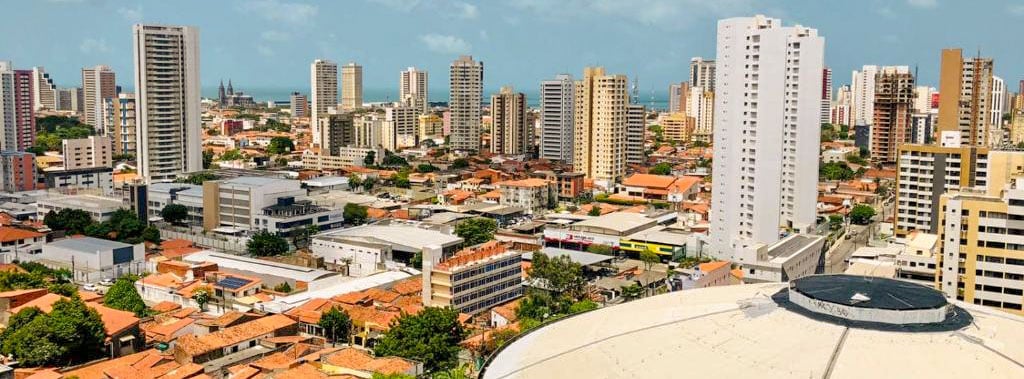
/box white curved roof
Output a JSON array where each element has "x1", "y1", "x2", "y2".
[{"x1": 483, "y1": 282, "x2": 1024, "y2": 379}]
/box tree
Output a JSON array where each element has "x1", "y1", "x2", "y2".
[
  {"x1": 141, "y1": 226, "x2": 162, "y2": 244},
  {"x1": 410, "y1": 251, "x2": 423, "y2": 269},
  {"x1": 219, "y1": 149, "x2": 244, "y2": 161},
  {"x1": 48, "y1": 283, "x2": 78, "y2": 297},
  {"x1": 450, "y1": 158, "x2": 469, "y2": 169},
  {"x1": 392, "y1": 173, "x2": 411, "y2": 188},
  {"x1": 161, "y1": 204, "x2": 189, "y2": 225},
  {"x1": 0, "y1": 271, "x2": 45, "y2": 291},
  {"x1": 639, "y1": 250, "x2": 660, "y2": 271},
  {"x1": 348, "y1": 174, "x2": 363, "y2": 190},
  {"x1": 1, "y1": 297, "x2": 107, "y2": 367},
  {"x1": 432, "y1": 365, "x2": 470, "y2": 379},
  {"x1": 374, "y1": 307, "x2": 467, "y2": 372},
  {"x1": 820, "y1": 161, "x2": 856, "y2": 181},
  {"x1": 416, "y1": 164, "x2": 438, "y2": 173},
  {"x1": 44, "y1": 208, "x2": 93, "y2": 235},
  {"x1": 586, "y1": 244, "x2": 614, "y2": 256},
  {"x1": 587, "y1": 206, "x2": 602, "y2": 216},
  {"x1": 529, "y1": 252, "x2": 585, "y2": 299},
  {"x1": 373, "y1": 374, "x2": 415, "y2": 379},
  {"x1": 362, "y1": 176, "x2": 377, "y2": 192},
  {"x1": 318, "y1": 305, "x2": 352, "y2": 345},
  {"x1": 247, "y1": 231, "x2": 290, "y2": 256},
  {"x1": 454, "y1": 218, "x2": 497, "y2": 246},
  {"x1": 382, "y1": 153, "x2": 409, "y2": 167},
  {"x1": 828, "y1": 214, "x2": 845, "y2": 230},
  {"x1": 266, "y1": 137, "x2": 295, "y2": 155},
  {"x1": 203, "y1": 150, "x2": 214, "y2": 169},
  {"x1": 192, "y1": 286, "x2": 211, "y2": 311},
  {"x1": 103, "y1": 278, "x2": 148, "y2": 316},
  {"x1": 568, "y1": 299, "x2": 598, "y2": 314},
  {"x1": 344, "y1": 203, "x2": 369, "y2": 225},
  {"x1": 849, "y1": 204, "x2": 877, "y2": 225},
  {"x1": 620, "y1": 283, "x2": 644, "y2": 301},
  {"x1": 363, "y1": 150, "x2": 377, "y2": 166},
  {"x1": 273, "y1": 282, "x2": 293, "y2": 293},
  {"x1": 649, "y1": 162, "x2": 673, "y2": 175},
  {"x1": 175, "y1": 172, "x2": 218, "y2": 185}
]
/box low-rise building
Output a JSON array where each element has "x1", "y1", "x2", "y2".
[
  {"x1": 181, "y1": 250, "x2": 337, "y2": 291},
  {"x1": 43, "y1": 166, "x2": 114, "y2": 195},
  {"x1": 618, "y1": 174, "x2": 702, "y2": 202},
  {"x1": 423, "y1": 241, "x2": 523, "y2": 314},
  {"x1": 36, "y1": 193, "x2": 124, "y2": 222},
  {"x1": 0, "y1": 227, "x2": 45, "y2": 263},
  {"x1": 253, "y1": 196, "x2": 345, "y2": 236},
  {"x1": 738, "y1": 234, "x2": 825, "y2": 283},
  {"x1": 173, "y1": 314, "x2": 298, "y2": 365},
  {"x1": 0, "y1": 151, "x2": 36, "y2": 193},
  {"x1": 61, "y1": 135, "x2": 112, "y2": 170},
  {"x1": 301, "y1": 147, "x2": 383, "y2": 170},
  {"x1": 822, "y1": 146, "x2": 858, "y2": 163},
  {"x1": 532, "y1": 171, "x2": 585, "y2": 200},
  {"x1": 147, "y1": 182, "x2": 204, "y2": 224},
  {"x1": 497, "y1": 178, "x2": 556, "y2": 215},
  {"x1": 895, "y1": 231, "x2": 939, "y2": 285},
  {"x1": 8, "y1": 292, "x2": 142, "y2": 357},
  {"x1": 312, "y1": 221, "x2": 464, "y2": 268},
  {"x1": 28, "y1": 237, "x2": 145, "y2": 283}
]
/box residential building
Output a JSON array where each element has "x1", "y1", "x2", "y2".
[
  {"x1": 992, "y1": 76, "x2": 1006, "y2": 145},
  {"x1": 8, "y1": 292, "x2": 142, "y2": 357},
  {"x1": 310, "y1": 59, "x2": 338, "y2": 145},
  {"x1": 133, "y1": 24, "x2": 202, "y2": 183},
  {"x1": 301, "y1": 147, "x2": 383, "y2": 170},
  {"x1": 911, "y1": 111, "x2": 937, "y2": 145},
  {"x1": 821, "y1": 67, "x2": 832, "y2": 124},
  {"x1": 497, "y1": 178, "x2": 555, "y2": 214},
  {"x1": 660, "y1": 112, "x2": 693, "y2": 142},
  {"x1": 355, "y1": 112, "x2": 383, "y2": 148},
  {"x1": 937, "y1": 48, "x2": 995, "y2": 146},
  {"x1": 687, "y1": 88, "x2": 714, "y2": 143},
  {"x1": 290, "y1": 92, "x2": 308, "y2": 118},
  {"x1": 318, "y1": 113, "x2": 355, "y2": 156},
  {"x1": 0, "y1": 62, "x2": 35, "y2": 152},
  {"x1": 625, "y1": 104, "x2": 645, "y2": 165},
  {"x1": 81, "y1": 65, "x2": 116, "y2": 131},
  {"x1": 894, "y1": 231, "x2": 939, "y2": 286},
  {"x1": 740, "y1": 234, "x2": 825, "y2": 283},
  {"x1": 399, "y1": 67, "x2": 428, "y2": 114},
  {"x1": 313, "y1": 221, "x2": 463, "y2": 265},
  {"x1": 1012, "y1": 111, "x2": 1024, "y2": 145},
  {"x1": 539, "y1": 74, "x2": 574, "y2": 163},
  {"x1": 423, "y1": 241, "x2": 523, "y2": 314},
  {"x1": 31, "y1": 67, "x2": 57, "y2": 111},
  {"x1": 418, "y1": 113, "x2": 444, "y2": 141},
  {"x1": 572, "y1": 67, "x2": 627, "y2": 184},
  {"x1": 341, "y1": 62, "x2": 362, "y2": 111},
  {"x1": 449, "y1": 55, "x2": 483, "y2": 152},
  {"x1": 0, "y1": 227, "x2": 44, "y2": 263},
  {"x1": 173, "y1": 314, "x2": 297, "y2": 364},
  {"x1": 44, "y1": 166, "x2": 115, "y2": 195},
  {"x1": 531, "y1": 170, "x2": 585, "y2": 200},
  {"x1": 490, "y1": 86, "x2": 529, "y2": 155},
  {"x1": 710, "y1": 15, "x2": 824, "y2": 261},
  {"x1": 62, "y1": 135, "x2": 112, "y2": 169},
  {"x1": 851, "y1": 65, "x2": 879, "y2": 127},
  {"x1": 870, "y1": 66, "x2": 915, "y2": 163},
  {"x1": 618, "y1": 174, "x2": 702, "y2": 202},
  {"x1": 668, "y1": 82, "x2": 689, "y2": 114},
  {"x1": 689, "y1": 57, "x2": 715, "y2": 92},
  {"x1": 830, "y1": 84, "x2": 852, "y2": 126},
  {"x1": 56, "y1": 87, "x2": 82, "y2": 114},
  {"x1": 30, "y1": 237, "x2": 145, "y2": 282},
  {"x1": 112, "y1": 93, "x2": 136, "y2": 156},
  {"x1": 200, "y1": 177, "x2": 306, "y2": 233},
  {"x1": 36, "y1": 194, "x2": 123, "y2": 222},
  {"x1": 382, "y1": 104, "x2": 418, "y2": 150},
  {"x1": 0, "y1": 151, "x2": 35, "y2": 192}
]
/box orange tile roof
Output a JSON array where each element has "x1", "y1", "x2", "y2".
[
  {"x1": 61, "y1": 349, "x2": 169, "y2": 379},
  {"x1": 390, "y1": 278, "x2": 422, "y2": 296},
  {"x1": 497, "y1": 178, "x2": 551, "y2": 188},
  {"x1": 480, "y1": 190, "x2": 501, "y2": 200},
  {"x1": 273, "y1": 363, "x2": 327, "y2": 379},
  {"x1": 698, "y1": 261, "x2": 730, "y2": 273},
  {"x1": 491, "y1": 299, "x2": 520, "y2": 323},
  {"x1": 143, "y1": 316, "x2": 196, "y2": 343},
  {"x1": 670, "y1": 175, "x2": 702, "y2": 193},
  {"x1": 622, "y1": 174, "x2": 677, "y2": 189},
  {"x1": 175, "y1": 314, "x2": 297, "y2": 357},
  {"x1": 12, "y1": 293, "x2": 139, "y2": 337},
  {"x1": 321, "y1": 348, "x2": 416, "y2": 375},
  {"x1": 366, "y1": 208, "x2": 388, "y2": 219},
  {"x1": 363, "y1": 288, "x2": 401, "y2": 304},
  {"x1": 151, "y1": 301, "x2": 182, "y2": 313},
  {"x1": 0, "y1": 226, "x2": 43, "y2": 243},
  {"x1": 160, "y1": 239, "x2": 194, "y2": 250},
  {"x1": 435, "y1": 241, "x2": 508, "y2": 271}
]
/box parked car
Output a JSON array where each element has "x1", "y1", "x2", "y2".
[
  {"x1": 83, "y1": 283, "x2": 99, "y2": 292},
  {"x1": 99, "y1": 278, "x2": 114, "y2": 286}
]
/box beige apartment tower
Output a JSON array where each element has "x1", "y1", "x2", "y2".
[
  {"x1": 449, "y1": 56, "x2": 484, "y2": 152},
  {"x1": 81, "y1": 65, "x2": 116, "y2": 131},
  {"x1": 133, "y1": 24, "x2": 202, "y2": 183},
  {"x1": 400, "y1": 67, "x2": 428, "y2": 114},
  {"x1": 937, "y1": 48, "x2": 994, "y2": 146},
  {"x1": 490, "y1": 87, "x2": 529, "y2": 155},
  {"x1": 572, "y1": 67, "x2": 627, "y2": 183},
  {"x1": 310, "y1": 59, "x2": 338, "y2": 146},
  {"x1": 341, "y1": 62, "x2": 363, "y2": 111}
]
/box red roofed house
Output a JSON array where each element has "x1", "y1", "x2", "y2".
[
  {"x1": 173, "y1": 314, "x2": 298, "y2": 365},
  {"x1": 0, "y1": 226, "x2": 45, "y2": 260},
  {"x1": 8, "y1": 292, "x2": 143, "y2": 357},
  {"x1": 618, "y1": 174, "x2": 702, "y2": 202}
]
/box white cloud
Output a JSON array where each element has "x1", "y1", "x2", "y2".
[
  {"x1": 239, "y1": 0, "x2": 317, "y2": 24},
  {"x1": 418, "y1": 34, "x2": 471, "y2": 54},
  {"x1": 1011, "y1": 4, "x2": 1024, "y2": 15},
  {"x1": 117, "y1": 5, "x2": 143, "y2": 21},
  {"x1": 261, "y1": 30, "x2": 291, "y2": 42},
  {"x1": 455, "y1": 2, "x2": 478, "y2": 19},
  {"x1": 906, "y1": 0, "x2": 937, "y2": 8},
  {"x1": 478, "y1": 29, "x2": 489, "y2": 41},
  {"x1": 79, "y1": 38, "x2": 111, "y2": 54},
  {"x1": 256, "y1": 44, "x2": 275, "y2": 56},
  {"x1": 507, "y1": 0, "x2": 754, "y2": 30}
]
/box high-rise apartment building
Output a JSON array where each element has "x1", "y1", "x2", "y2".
[
  {"x1": 851, "y1": 65, "x2": 879, "y2": 127},
  {"x1": 830, "y1": 85, "x2": 851, "y2": 126},
  {"x1": 354, "y1": 113, "x2": 383, "y2": 148},
  {"x1": 0, "y1": 151, "x2": 36, "y2": 192},
  {"x1": 418, "y1": 113, "x2": 443, "y2": 141},
  {"x1": 112, "y1": 93, "x2": 136, "y2": 156},
  {"x1": 668, "y1": 82, "x2": 690, "y2": 114},
  {"x1": 290, "y1": 92, "x2": 308, "y2": 118},
  {"x1": 310, "y1": 59, "x2": 338, "y2": 146},
  {"x1": 991, "y1": 76, "x2": 1006, "y2": 145},
  {"x1": 382, "y1": 104, "x2": 418, "y2": 151},
  {"x1": 490, "y1": 87, "x2": 529, "y2": 155},
  {"x1": 341, "y1": 62, "x2": 363, "y2": 111},
  {"x1": 449, "y1": 56, "x2": 483, "y2": 152},
  {"x1": 688, "y1": 88, "x2": 715, "y2": 143},
  {"x1": 660, "y1": 112, "x2": 693, "y2": 142},
  {"x1": 81, "y1": 65, "x2": 116, "y2": 131},
  {"x1": 31, "y1": 67, "x2": 57, "y2": 111},
  {"x1": 62, "y1": 136, "x2": 112, "y2": 170},
  {"x1": 399, "y1": 67, "x2": 428, "y2": 114},
  {"x1": 821, "y1": 67, "x2": 832, "y2": 124},
  {"x1": 0, "y1": 63, "x2": 35, "y2": 152},
  {"x1": 572, "y1": 67, "x2": 627, "y2": 183},
  {"x1": 689, "y1": 57, "x2": 715, "y2": 92},
  {"x1": 709, "y1": 15, "x2": 824, "y2": 261},
  {"x1": 56, "y1": 87, "x2": 81, "y2": 113},
  {"x1": 539, "y1": 74, "x2": 574, "y2": 163},
  {"x1": 133, "y1": 24, "x2": 202, "y2": 183},
  {"x1": 625, "y1": 104, "x2": 645, "y2": 166},
  {"x1": 870, "y1": 66, "x2": 915, "y2": 163},
  {"x1": 937, "y1": 48, "x2": 995, "y2": 146},
  {"x1": 318, "y1": 113, "x2": 355, "y2": 156}
]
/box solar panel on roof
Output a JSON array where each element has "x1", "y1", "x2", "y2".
[{"x1": 217, "y1": 277, "x2": 252, "y2": 290}]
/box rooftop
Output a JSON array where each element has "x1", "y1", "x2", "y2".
[
  {"x1": 572, "y1": 212, "x2": 658, "y2": 235},
  {"x1": 318, "y1": 223, "x2": 463, "y2": 252},
  {"x1": 791, "y1": 274, "x2": 946, "y2": 311},
  {"x1": 46, "y1": 236, "x2": 134, "y2": 252},
  {"x1": 182, "y1": 250, "x2": 337, "y2": 283},
  {"x1": 483, "y1": 281, "x2": 1024, "y2": 379},
  {"x1": 175, "y1": 314, "x2": 296, "y2": 357},
  {"x1": 524, "y1": 247, "x2": 614, "y2": 267}
]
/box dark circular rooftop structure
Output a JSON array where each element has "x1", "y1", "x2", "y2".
[{"x1": 787, "y1": 274, "x2": 952, "y2": 325}]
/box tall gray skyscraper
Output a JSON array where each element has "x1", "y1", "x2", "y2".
[
  {"x1": 540, "y1": 74, "x2": 574, "y2": 163},
  {"x1": 449, "y1": 56, "x2": 483, "y2": 152},
  {"x1": 625, "y1": 104, "x2": 645, "y2": 166},
  {"x1": 133, "y1": 24, "x2": 202, "y2": 183}
]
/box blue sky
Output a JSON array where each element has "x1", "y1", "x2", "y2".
[{"x1": 2, "y1": 0, "x2": 1022, "y2": 101}]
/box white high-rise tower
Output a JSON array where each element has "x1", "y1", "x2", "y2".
[
  {"x1": 400, "y1": 67, "x2": 428, "y2": 114},
  {"x1": 709, "y1": 15, "x2": 824, "y2": 261},
  {"x1": 310, "y1": 59, "x2": 338, "y2": 146}
]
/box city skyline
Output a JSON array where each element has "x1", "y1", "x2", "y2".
[{"x1": 2, "y1": 0, "x2": 1023, "y2": 101}]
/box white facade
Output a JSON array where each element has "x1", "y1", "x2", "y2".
[
  {"x1": 710, "y1": 15, "x2": 824, "y2": 260},
  {"x1": 687, "y1": 87, "x2": 714, "y2": 141},
  {"x1": 309, "y1": 235, "x2": 391, "y2": 277},
  {"x1": 36, "y1": 194, "x2": 124, "y2": 222},
  {"x1": 991, "y1": 75, "x2": 1005, "y2": 145},
  {"x1": 851, "y1": 65, "x2": 878, "y2": 126},
  {"x1": 399, "y1": 67, "x2": 428, "y2": 114},
  {"x1": 133, "y1": 24, "x2": 202, "y2": 183},
  {"x1": 539, "y1": 74, "x2": 574, "y2": 163},
  {"x1": 383, "y1": 104, "x2": 418, "y2": 150},
  {"x1": 32, "y1": 237, "x2": 145, "y2": 283},
  {"x1": 449, "y1": 56, "x2": 483, "y2": 152},
  {"x1": 31, "y1": 67, "x2": 57, "y2": 111},
  {"x1": 310, "y1": 59, "x2": 338, "y2": 146},
  {"x1": 689, "y1": 57, "x2": 716, "y2": 92}
]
